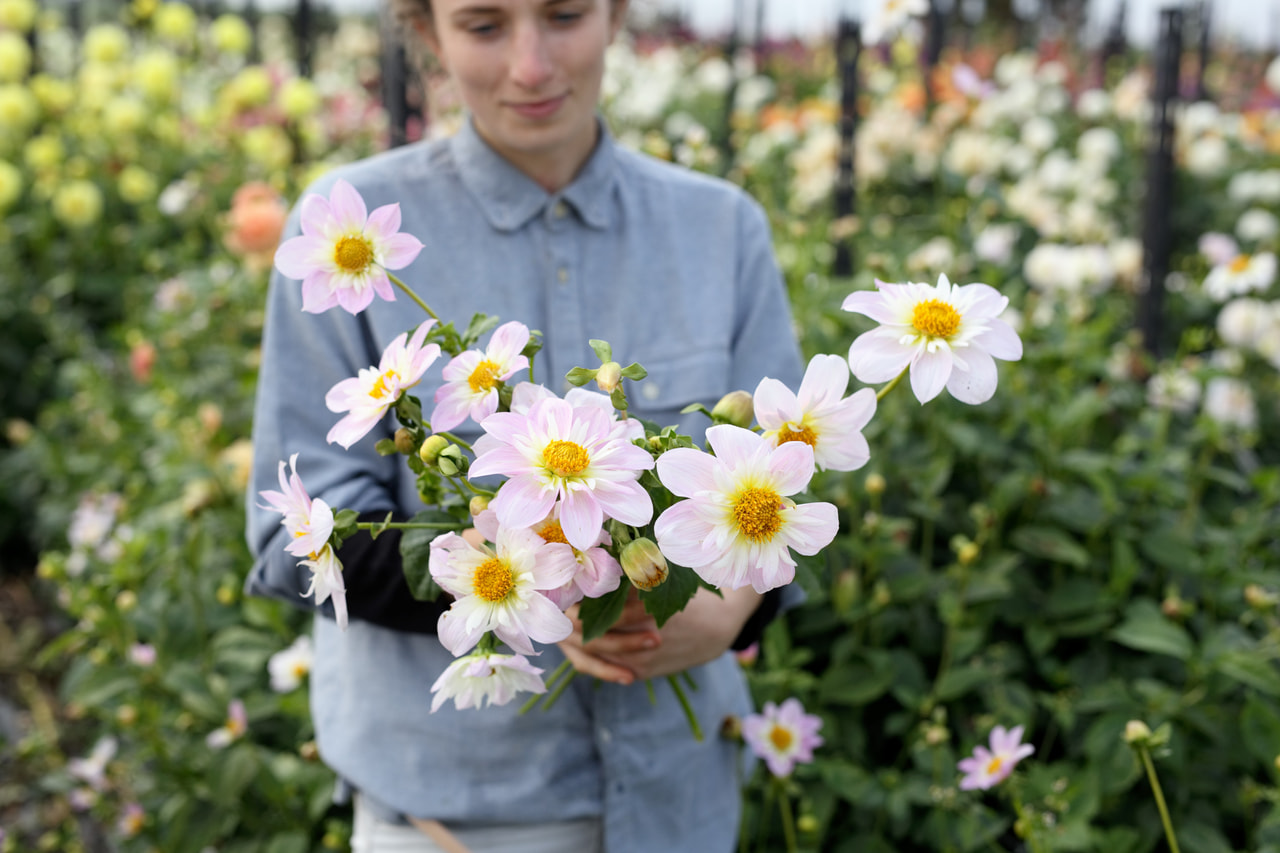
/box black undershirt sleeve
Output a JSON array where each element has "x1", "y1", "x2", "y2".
[{"x1": 333, "y1": 511, "x2": 785, "y2": 648}]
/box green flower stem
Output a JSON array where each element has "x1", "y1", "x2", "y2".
[
  {"x1": 520, "y1": 660, "x2": 572, "y2": 713},
  {"x1": 875, "y1": 368, "x2": 908, "y2": 402},
  {"x1": 668, "y1": 675, "x2": 703, "y2": 741},
  {"x1": 541, "y1": 669, "x2": 578, "y2": 709},
  {"x1": 387, "y1": 271, "x2": 439, "y2": 322},
  {"x1": 438, "y1": 431, "x2": 473, "y2": 452},
  {"x1": 1138, "y1": 745, "x2": 1182, "y2": 853},
  {"x1": 1011, "y1": 790, "x2": 1047, "y2": 853},
  {"x1": 353, "y1": 521, "x2": 459, "y2": 531},
  {"x1": 757, "y1": 777, "x2": 775, "y2": 853},
  {"x1": 775, "y1": 777, "x2": 799, "y2": 853}
]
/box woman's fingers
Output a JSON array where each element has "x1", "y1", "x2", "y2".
[{"x1": 558, "y1": 640, "x2": 636, "y2": 685}]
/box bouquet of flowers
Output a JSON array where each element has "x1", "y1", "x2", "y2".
[{"x1": 259, "y1": 179, "x2": 1023, "y2": 727}]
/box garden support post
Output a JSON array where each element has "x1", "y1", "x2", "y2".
[
  {"x1": 1138, "y1": 7, "x2": 1183, "y2": 358},
  {"x1": 296, "y1": 0, "x2": 313, "y2": 78},
  {"x1": 1195, "y1": 1, "x2": 1212, "y2": 101},
  {"x1": 380, "y1": 0, "x2": 413, "y2": 148},
  {"x1": 832, "y1": 16, "x2": 859, "y2": 278}
]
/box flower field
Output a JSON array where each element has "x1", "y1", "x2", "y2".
[{"x1": 3, "y1": 1, "x2": 1280, "y2": 851}]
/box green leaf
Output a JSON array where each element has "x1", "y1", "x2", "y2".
[
  {"x1": 619, "y1": 361, "x2": 647, "y2": 380},
  {"x1": 263, "y1": 831, "x2": 309, "y2": 853},
  {"x1": 935, "y1": 664, "x2": 994, "y2": 702},
  {"x1": 400, "y1": 509, "x2": 456, "y2": 602},
  {"x1": 819, "y1": 660, "x2": 893, "y2": 706},
  {"x1": 462, "y1": 312, "x2": 500, "y2": 347},
  {"x1": 639, "y1": 562, "x2": 700, "y2": 628},
  {"x1": 213, "y1": 744, "x2": 260, "y2": 804},
  {"x1": 680, "y1": 402, "x2": 711, "y2": 417},
  {"x1": 580, "y1": 582, "x2": 630, "y2": 642},
  {"x1": 1214, "y1": 651, "x2": 1280, "y2": 696},
  {"x1": 565, "y1": 366, "x2": 595, "y2": 387},
  {"x1": 1109, "y1": 600, "x2": 1194, "y2": 661},
  {"x1": 588, "y1": 339, "x2": 612, "y2": 362},
  {"x1": 1241, "y1": 694, "x2": 1280, "y2": 768},
  {"x1": 1010, "y1": 525, "x2": 1090, "y2": 569}
]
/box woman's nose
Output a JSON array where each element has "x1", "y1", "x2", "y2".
[{"x1": 509, "y1": 24, "x2": 555, "y2": 90}]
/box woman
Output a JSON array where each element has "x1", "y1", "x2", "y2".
[{"x1": 245, "y1": 0, "x2": 804, "y2": 849}]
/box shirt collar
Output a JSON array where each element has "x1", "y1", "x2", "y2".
[{"x1": 451, "y1": 115, "x2": 616, "y2": 233}]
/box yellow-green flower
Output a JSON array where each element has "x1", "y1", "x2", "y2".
[
  {"x1": 78, "y1": 61, "x2": 125, "y2": 100},
  {"x1": 279, "y1": 77, "x2": 319, "y2": 121},
  {"x1": 132, "y1": 48, "x2": 180, "y2": 103},
  {"x1": 0, "y1": 0, "x2": 37, "y2": 32},
  {"x1": 52, "y1": 179, "x2": 103, "y2": 228},
  {"x1": 30, "y1": 74, "x2": 73, "y2": 114},
  {"x1": 152, "y1": 1, "x2": 196, "y2": 45},
  {"x1": 210, "y1": 14, "x2": 253, "y2": 56},
  {"x1": 0, "y1": 160, "x2": 22, "y2": 210},
  {"x1": 0, "y1": 83, "x2": 37, "y2": 135},
  {"x1": 103, "y1": 96, "x2": 147, "y2": 138},
  {"x1": 83, "y1": 23, "x2": 130, "y2": 64},
  {"x1": 118, "y1": 165, "x2": 156, "y2": 204},
  {"x1": 241, "y1": 124, "x2": 292, "y2": 171},
  {"x1": 225, "y1": 66, "x2": 273, "y2": 110},
  {"x1": 23, "y1": 133, "x2": 62, "y2": 172},
  {"x1": 0, "y1": 31, "x2": 31, "y2": 83}
]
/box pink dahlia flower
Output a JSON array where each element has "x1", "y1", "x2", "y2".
[
  {"x1": 258, "y1": 454, "x2": 333, "y2": 560},
  {"x1": 754, "y1": 353, "x2": 877, "y2": 472},
  {"x1": 430, "y1": 321, "x2": 531, "y2": 432},
  {"x1": 742, "y1": 697, "x2": 824, "y2": 777},
  {"x1": 430, "y1": 651, "x2": 547, "y2": 712},
  {"x1": 957, "y1": 724, "x2": 1035, "y2": 790},
  {"x1": 324, "y1": 319, "x2": 441, "y2": 448},
  {"x1": 274, "y1": 178, "x2": 423, "y2": 314}
]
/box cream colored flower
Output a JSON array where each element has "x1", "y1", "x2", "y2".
[{"x1": 52, "y1": 180, "x2": 104, "y2": 229}]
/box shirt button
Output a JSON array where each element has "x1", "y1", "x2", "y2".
[
  {"x1": 557, "y1": 267, "x2": 568, "y2": 284},
  {"x1": 641, "y1": 383, "x2": 660, "y2": 401},
  {"x1": 553, "y1": 201, "x2": 569, "y2": 219}
]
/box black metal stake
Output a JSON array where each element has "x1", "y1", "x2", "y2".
[
  {"x1": 1138, "y1": 7, "x2": 1183, "y2": 358},
  {"x1": 1194, "y1": 0, "x2": 1212, "y2": 101},
  {"x1": 832, "y1": 16, "x2": 859, "y2": 279},
  {"x1": 295, "y1": 0, "x2": 312, "y2": 78},
  {"x1": 379, "y1": 1, "x2": 412, "y2": 149}
]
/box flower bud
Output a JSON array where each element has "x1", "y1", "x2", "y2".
[
  {"x1": 116, "y1": 704, "x2": 138, "y2": 727},
  {"x1": 418, "y1": 434, "x2": 448, "y2": 465},
  {"x1": 469, "y1": 496, "x2": 490, "y2": 517},
  {"x1": 711, "y1": 390, "x2": 754, "y2": 428},
  {"x1": 720, "y1": 714, "x2": 743, "y2": 741},
  {"x1": 115, "y1": 590, "x2": 137, "y2": 611},
  {"x1": 620, "y1": 537, "x2": 669, "y2": 591},
  {"x1": 1124, "y1": 720, "x2": 1152, "y2": 745},
  {"x1": 865, "y1": 472, "x2": 886, "y2": 495},
  {"x1": 595, "y1": 361, "x2": 622, "y2": 393},
  {"x1": 1245, "y1": 584, "x2": 1278, "y2": 610},
  {"x1": 957, "y1": 541, "x2": 980, "y2": 566},
  {"x1": 394, "y1": 427, "x2": 416, "y2": 455},
  {"x1": 797, "y1": 814, "x2": 819, "y2": 835}
]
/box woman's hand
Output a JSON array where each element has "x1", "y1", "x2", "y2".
[{"x1": 557, "y1": 586, "x2": 761, "y2": 684}]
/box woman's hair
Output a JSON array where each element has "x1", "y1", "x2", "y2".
[{"x1": 387, "y1": 0, "x2": 431, "y2": 26}]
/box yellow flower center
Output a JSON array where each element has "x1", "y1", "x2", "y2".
[
  {"x1": 291, "y1": 662, "x2": 309, "y2": 678},
  {"x1": 1229, "y1": 254, "x2": 1251, "y2": 273},
  {"x1": 769, "y1": 724, "x2": 793, "y2": 751},
  {"x1": 733, "y1": 486, "x2": 783, "y2": 542},
  {"x1": 333, "y1": 234, "x2": 373, "y2": 273},
  {"x1": 537, "y1": 520, "x2": 570, "y2": 545},
  {"x1": 370, "y1": 369, "x2": 399, "y2": 399},
  {"x1": 911, "y1": 298, "x2": 961, "y2": 339},
  {"x1": 468, "y1": 359, "x2": 501, "y2": 393},
  {"x1": 472, "y1": 556, "x2": 516, "y2": 603},
  {"x1": 543, "y1": 440, "x2": 590, "y2": 477},
  {"x1": 985, "y1": 756, "x2": 1003, "y2": 776},
  {"x1": 777, "y1": 423, "x2": 818, "y2": 448}
]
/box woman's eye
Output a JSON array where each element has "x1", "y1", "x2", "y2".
[
  {"x1": 466, "y1": 21, "x2": 500, "y2": 35},
  {"x1": 551, "y1": 11, "x2": 582, "y2": 24}
]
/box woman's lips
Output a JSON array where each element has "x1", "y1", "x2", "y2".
[{"x1": 509, "y1": 94, "x2": 567, "y2": 119}]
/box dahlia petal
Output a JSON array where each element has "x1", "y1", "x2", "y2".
[
  {"x1": 368, "y1": 269, "x2": 396, "y2": 303},
  {"x1": 531, "y1": 545, "x2": 580, "y2": 591},
  {"x1": 516, "y1": 593, "x2": 574, "y2": 644},
  {"x1": 752, "y1": 377, "x2": 800, "y2": 430},
  {"x1": 297, "y1": 194, "x2": 333, "y2": 239},
  {"x1": 705, "y1": 424, "x2": 767, "y2": 470},
  {"x1": 971, "y1": 319, "x2": 1023, "y2": 361},
  {"x1": 490, "y1": 476, "x2": 556, "y2": 530},
  {"x1": 428, "y1": 388, "x2": 473, "y2": 432},
  {"x1": 335, "y1": 280, "x2": 376, "y2": 315},
  {"x1": 847, "y1": 330, "x2": 915, "y2": 383},
  {"x1": 468, "y1": 445, "x2": 530, "y2": 479},
  {"x1": 946, "y1": 348, "x2": 998, "y2": 404},
  {"x1": 558, "y1": 491, "x2": 605, "y2": 552},
  {"x1": 327, "y1": 412, "x2": 382, "y2": 449},
  {"x1": 441, "y1": 350, "x2": 482, "y2": 382},
  {"x1": 488, "y1": 321, "x2": 531, "y2": 365},
  {"x1": 841, "y1": 286, "x2": 900, "y2": 324},
  {"x1": 654, "y1": 501, "x2": 718, "y2": 567},
  {"x1": 274, "y1": 234, "x2": 325, "y2": 278},
  {"x1": 328, "y1": 179, "x2": 369, "y2": 234},
  {"x1": 438, "y1": 600, "x2": 483, "y2": 656},
  {"x1": 765, "y1": 441, "x2": 817, "y2": 495},
  {"x1": 909, "y1": 348, "x2": 953, "y2": 403},
  {"x1": 797, "y1": 353, "x2": 852, "y2": 410},
  {"x1": 379, "y1": 231, "x2": 425, "y2": 270},
  {"x1": 781, "y1": 502, "x2": 839, "y2": 555},
  {"x1": 588, "y1": 478, "x2": 653, "y2": 526},
  {"x1": 300, "y1": 274, "x2": 338, "y2": 314},
  {"x1": 364, "y1": 202, "x2": 402, "y2": 241}
]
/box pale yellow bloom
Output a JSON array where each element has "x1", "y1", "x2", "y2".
[
  {"x1": 241, "y1": 124, "x2": 292, "y2": 171},
  {"x1": 211, "y1": 14, "x2": 253, "y2": 56},
  {"x1": 23, "y1": 133, "x2": 62, "y2": 172},
  {"x1": 78, "y1": 61, "x2": 125, "y2": 100},
  {"x1": 279, "y1": 77, "x2": 320, "y2": 120},
  {"x1": 0, "y1": 160, "x2": 22, "y2": 210},
  {"x1": 133, "y1": 49, "x2": 180, "y2": 103},
  {"x1": 152, "y1": 2, "x2": 197, "y2": 44},
  {"x1": 0, "y1": 83, "x2": 37, "y2": 135},
  {"x1": 0, "y1": 0, "x2": 37, "y2": 32},
  {"x1": 83, "y1": 24, "x2": 130, "y2": 64},
  {"x1": 0, "y1": 31, "x2": 31, "y2": 83},
  {"x1": 225, "y1": 66, "x2": 273, "y2": 110},
  {"x1": 103, "y1": 96, "x2": 147, "y2": 138},
  {"x1": 52, "y1": 180, "x2": 104, "y2": 228},
  {"x1": 29, "y1": 74, "x2": 73, "y2": 114},
  {"x1": 118, "y1": 166, "x2": 156, "y2": 204},
  {"x1": 65, "y1": 155, "x2": 91, "y2": 179}
]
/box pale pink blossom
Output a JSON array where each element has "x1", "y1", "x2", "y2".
[
  {"x1": 742, "y1": 698, "x2": 824, "y2": 777},
  {"x1": 654, "y1": 425, "x2": 838, "y2": 593},
  {"x1": 68, "y1": 736, "x2": 117, "y2": 790},
  {"x1": 843, "y1": 273, "x2": 1023, "y2": 405},
  {"x1": 206, "y1": 699, "x2": 248, "y2": 749},
  {"x1": 430, "y1": 321, "x2": 530, "y2": 432},
  {"x1": 429, "y1": 525, "x2": 576, "y2": 656},
  {"x1": 258, "y1": 454, "x2": 334, "y2": 560},
  {"x1": 128, "y1": 643, "x2": 156, "y2": 667},
  {"x1": 274, "y1": 178, "x2": 423, "y2": 314},
  {"x1": 325, "y1": 320, "x2": 441, "y2": 448},
  {"x1": 958, "y1": 724, "x2": 1035, "y2": 790},
  {"x1": 300, "y1": 545, "x2": 348, "y2": 630},
  {"x1": 268, "y1": 634, "x2": 314, "y2": 692},
  {"x1": 754, "y1": 354, "x2": 877, "y2": 472},
  {"x1": 470, "y1": 397, "x2": 654, "y2": 552},
  {"x1": 477, "y1": 506, "x2": 622, "y2": 610},
  {"x1": 430, "y1": 651, "x2": 547, "y2": 712}
]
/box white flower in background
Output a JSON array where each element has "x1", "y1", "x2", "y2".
[
  {"x1": 1147, "y1": 368, "x2": 1200, "y2": 414},
  {"x1": 1078, "y1": 126, "x2": 1121, "y2": 166},
  {"x1": 735, "y1": 75, "x2": 776, "y2": 114},
  {"x1": 1185, "y1": 135, "x2": 1229, "y2": 177},
  {"x1": 975, "y1": 224, "x2": 1020, "y2": 266},
  {"x1": 1203, "y1": 253, "x2": 1276, "y2": 302},
  {"x1": 1180, "y1": 101, "x2": 1221, "y2": 138},
  {"x1": 1199, "y1": 232, "x2": 1239, "y2": 266},
  {"x1": 1228, "y1": 170, "x2": 1280, "y2": 204},
  {"x1": 68, "y1": 736, "x2": 117, "y2": 790},
  {"x1": 1076, "y1": 89, "x2": 1111, "y2": 121},
  {"x1": 861, "y1": 0, "x2": 928, "y2": 45},
  {"x1": 1209, "y1": 349, "x2": 1245, "y2": 374},
  {"x1": 1109, "y1": 238, "x2": 1143, "y2": 283},
  {"x1": 430, "y1": 652, "x2": 546, "y2": 712},
  {"x1": 268, "y1": 635, "x2": 314, "y2": 692},
  {"x1": 157, "y1": 177, "x2": 197, "y2": 215},
  {"x1": 1203, "y1": 378, "x2": 1257, "y2": 430},
  {"x1": 68, "y1": 492, "x2": 123, "y2": 553},
  {"x1": 906, "y1": 236, "x2": 955, "y2": 276},
  {"x1": 693, "y1": 55, "x2": 732, "y2": 94},
  {"x1": 1020, "y1": 116, "x2": 1057, "y2": 153},
  {"x1": 1216, "y1": 298, "x2": 1271, "y2": 349},
  {"x1": 1238, "y1": 208, "x2": 1279, "y2": 243},
  {"x1": 994, "y1": 52, "x2": 1037, "y2": 88},
  {"x1": 789, "y1": 123, "x2": 838, "y2": 210},
  {"x1": 1036, "y1": 61, "x2": 1068, "y2": 86},
  {"x1": 206, "y1": 700, "x2": 248, "y2": 749}
]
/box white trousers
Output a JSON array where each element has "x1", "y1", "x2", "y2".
[{"x1": 351, "y1": 797, "x2": 605, "y2": 853}]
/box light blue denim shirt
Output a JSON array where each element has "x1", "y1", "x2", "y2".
[{"x1": 245, "y1": 118, "x2": 804, "y2": 852}]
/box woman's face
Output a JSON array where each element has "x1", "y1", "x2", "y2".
[{"x1": 423, "y1": 0, "x2": 623, "y2": 185}]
